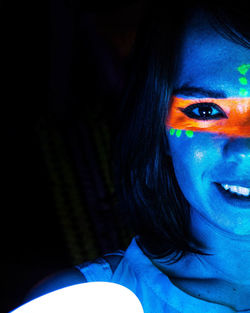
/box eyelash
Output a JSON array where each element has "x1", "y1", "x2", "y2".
[{"x1": 178, "y1": 102, "x2": 228, "y2": 120}]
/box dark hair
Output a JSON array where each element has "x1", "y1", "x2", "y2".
[{"x1": 111, "y1": 1, "x2": 250, "y2": 264}]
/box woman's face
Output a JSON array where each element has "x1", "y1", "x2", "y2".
[{"x1": 166, "y1": 11, "x2": 250, "y2": 236}]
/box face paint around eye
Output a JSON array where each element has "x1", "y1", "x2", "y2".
[{"x1": 166, "y1": 96, "x2": 250, "y2": 138}]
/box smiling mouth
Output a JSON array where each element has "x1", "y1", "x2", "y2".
[{"x1": 215, "y1": 183, "x2": 250, "y2": 201}]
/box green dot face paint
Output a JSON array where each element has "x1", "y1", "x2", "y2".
[
  {"x1": 176, "y1": 129, "x2": 182, "y2": 137},
  {"x1": 170, "y1": 128, "x2": 175, "y2": 136},
  {"x1": 239, "y1": 88, "x2": 248, "y2": 97},
  {"x1": 238, "y1": 63, "x2": 250, "y2": 97},
  {"x1": 169, "y1": 128, "x2": 194, "y2": 138},
  {"x1": 238, "y1": 64, "x2": 250, "y2": 76},
  {"x1": 239, "y1": 77, "x2": 248, "y2": 85},
  {"x1": 185, "y1": 130, "x2": 194, "y2": 138}
]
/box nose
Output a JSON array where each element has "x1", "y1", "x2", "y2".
[{"x1": 223, "y1": 137, "x2": 250, "y2": 164}]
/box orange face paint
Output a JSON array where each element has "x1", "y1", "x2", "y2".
[{"x1": 166, "y1": 96, "x2": 250, "y2": 138}]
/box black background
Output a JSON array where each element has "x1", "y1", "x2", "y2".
[{"x1": 1, "y1": 1, "x2": 142, "y2": 312}]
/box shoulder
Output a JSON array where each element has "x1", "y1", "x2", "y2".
[
  {"x1": 23, "y1": 267, "x2": 87, "y2": 304},
  {"x1": 76, "y1": 251, "x2": 125, "y2": 281}
]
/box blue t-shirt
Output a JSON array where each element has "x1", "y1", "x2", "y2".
[{"x1": 75, "y1": 237, "x2": 250, "y2": 313}]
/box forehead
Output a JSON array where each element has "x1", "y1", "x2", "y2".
[{"x1": 175, "y1": 9, "x2": 250, "y2": 98}]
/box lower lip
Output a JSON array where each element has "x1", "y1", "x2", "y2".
[{"x1": 214, "y1": 183, "x2": 250, "y2": 209}]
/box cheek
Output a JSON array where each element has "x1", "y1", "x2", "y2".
[
  {"x1": 167, "y1": 131, "x2": 216, "y2": 168},
  {"x1": 167, "y1": 130, "x2": 223, "y2": 163},
  {"x1": 167, "y1": 131, "x2": 224, "y2": 196}
]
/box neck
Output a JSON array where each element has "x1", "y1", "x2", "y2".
[{"x1": 190, "y1": 207, "x2": 250, "y2": 287}]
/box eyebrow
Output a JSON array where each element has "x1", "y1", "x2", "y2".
[{"x1": 173, "y1": 84, "x2": 227, "y2": 98}]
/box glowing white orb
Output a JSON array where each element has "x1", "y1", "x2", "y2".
[{"x1": 10, "y1": 282, "x2": 144, "y2": 313}]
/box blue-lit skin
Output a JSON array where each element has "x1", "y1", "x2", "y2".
[{"x1": 161, "y1": 9, "x2": 250, "y2": 311}]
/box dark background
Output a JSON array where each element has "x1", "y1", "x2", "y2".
[{"x1": 1, "y1": 1, "x2": 144, "y2": 312}]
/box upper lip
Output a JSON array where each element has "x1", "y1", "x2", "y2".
[{"x1": 216, "y1": 181, "x2": 250, "y2": 189}]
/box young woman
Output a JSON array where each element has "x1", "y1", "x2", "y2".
[{"x1": 25, "y1": 2, "x2": 250, "y2": 312}]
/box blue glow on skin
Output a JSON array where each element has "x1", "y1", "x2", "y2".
[{"x1": 164, "y1": 9, "x2": 250, "y2": 310}]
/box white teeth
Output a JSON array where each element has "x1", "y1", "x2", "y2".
[
  {"x1": 223, "y1": 184, "x2": 230, "y2": 190},
  {"x1": 221, "y1": 184, "x2": 250, "y2": 197},
  {"x1": 230, "y1": 186, "x2": 238, "y2": 193},
  {"x1": 237, "y1": 187, "x2": 250, "y2": 197}
]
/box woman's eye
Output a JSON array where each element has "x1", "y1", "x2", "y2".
[{"x1": 179, "y1": 102, "x2": 228, "y2": 120}]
